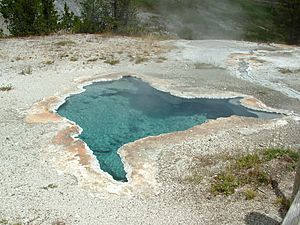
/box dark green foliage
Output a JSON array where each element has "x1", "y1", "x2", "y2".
[
  {"x1": 78, "y1": 0, "x2": 114, "y2": 33},
  {"x1": 0, "y1": 0, "x2": 40, "y2": 35},
  {"x1": 135, "y1": 0, "x2": 299, "y2": 44},
  {"x1": 0, "y1": 0, "x2": 58, "y2": 35},
  {"x1": 233, "y1": 0, "x2": 282, "y2": 43},
  {"x1": 60, "y1": 3, "x2": 79, "y2": 32},
  {"x1": 273, "y1": 0, "x2": 300, "y2": 44},
  {"x1": 112, "y1": 0, "x2": 136, "y2": 27},
  {"x1": 40, "y1": 0, "x2": 58, "y2": 33},
  {"x1": 78, "y1": 0, "x2": 136, "y2": 33}
]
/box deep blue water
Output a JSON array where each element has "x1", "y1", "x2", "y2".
[{"x1": 57, "y1": 76, "x2": 277, "y2": 182}]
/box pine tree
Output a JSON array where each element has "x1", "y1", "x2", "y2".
[
  {"x1": 80, "y1": 0, "x2": 113, "y2": 33},
  {"x1": 0, "y1": 0, "x2": 59, "y2": 35},
  {"x1": 60, "y1": 2, "x2": 76, "y2": 31},
  {"x1": 41, "y1": 0, "x2": 58, "y2": 33},
  {"x1": 0, "y1": 0, "x2": 41, "y2": 35},
  {"x1": 111, "y1": 0, "x2": 136, "y2": 27}
]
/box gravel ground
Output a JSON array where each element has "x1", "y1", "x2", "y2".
[{"x1": 0, "y1": 34, "x2": 300, "y2": 225}]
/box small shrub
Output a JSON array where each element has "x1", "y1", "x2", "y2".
[
  {"x1": 194, "y1": 63, "x2": 214, "y2": 69},
  {"x1": 211, "y1": 172, "x2": 239, "y2": 196},
  {"x1": 240, "y1": 167, "x2": 269, "y2": 186},
  {"x1": 135, "y1": 56, "x2": 148, "y2": 64},
  {"x1": 244, "y1": 189, "x2": 257, "y2": 200},
  {"x1": 278, "y1": 68, "x2": 293, "y2": 74},
  {"x1": 274, "y1": 197, "x2": 291, "y2": 212},
  {"x1": 0, "y1": 29, "x2": 4, "y2": 38},
  {"x1": 69, "y1": 56, "x2": 78, "y2": 62},
  {"x1": 43, "y1": 60, "x2": 55, "y2": 65},
  {"x1": 194, "y1": 63, "x2": 224, "y2": 70},
  {"x1": 158, "y1": 56, "x2": 167, "y2": 61},
  {"x1": 87, "y1": 58, "x2": 98, "y2": 62},
  {"x1": 0, "y1": 84, "x2": 13, "y2": 91},
  {"x1": 235, "y1": 154, "x2": 261, "y2": 170},
  {"x1": 21, "y1": 66, "x2": 32, "y2": 75},
  {"x1": 42, "y1": 183, "x2": 58, "y2": 190},
  {"x1": 211, "y1": 153, "x2": 269, "y2": 196},
  {"x1": 104, "y1": 58, "x2": 120, "y2": 65},
  {"x1": 52, "y1": 220, "x2": 66, "y2": 225},
  {"x1": 0, "y1": 219, "x2": 8, "y2": 224}
]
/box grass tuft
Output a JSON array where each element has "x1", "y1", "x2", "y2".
[
  {"x1": 55, "y1": 40, "x2": 76, "y2": 46},
  {"x1": 134, "y1": 56, "x2": 148, "y2": 64},
  {"x1": 21, "y1": 66, "x2": 32, "y2": 75},
  {"x1": 244, "y1": 189, "x2": 257, "y2": 200},
  {"x1": 274, "y1": 197, "x2": 292, "y2": 212},
  {"x1": 43, "y1": 60, "x2": 55, "y2": 65},
  {"x1": 263, "y1": 148, "x2": 299, "y2": 162},
  {"x1": 185, "y1": 172, "x2": 203, "y2": 184},
  {"x1": 104, "y1": 58, "x2": 120, "y2": 65},
  {"x1": 0, "y1": 84, "x2": 13, "y2": 92},
  {"x1": 42, "y1": 183, "x2": 58, "y2": 190}
]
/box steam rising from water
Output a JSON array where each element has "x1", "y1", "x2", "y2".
[{"x1": 147, "y1": 0, "x2": 246, "y2": 40}]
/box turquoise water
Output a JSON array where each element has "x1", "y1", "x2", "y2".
[{"x1": 57, "y1": 77, "x2": 275, "y2": 182}]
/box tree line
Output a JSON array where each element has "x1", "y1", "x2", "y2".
[
  {"x1": 0, "y1": 0, "x2": 137, "y2": 36},
  {"x1": 0, "y1": 0, "x2": 299, "y2": 44}
]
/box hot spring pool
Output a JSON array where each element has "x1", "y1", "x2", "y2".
[{"x1": 57, "y1": 76, "x2": 278, "y2": 182}]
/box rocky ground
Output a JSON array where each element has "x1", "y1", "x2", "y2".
[{"x1": 0, "y1": 34, "x2": 300, "y2": 225}]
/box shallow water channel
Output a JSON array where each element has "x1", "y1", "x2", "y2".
[{"x1": 57, "y1": 76, "x2": 278, "y2": 182}]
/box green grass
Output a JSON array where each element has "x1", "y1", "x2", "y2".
[
  {"x1": 210, "y1": 148, "x2": 299, "y2": 196},
  {"x1": 211, "y1": 171, "x2": 239, "y2": 196},
  {"x1": 263, "y1": 148, "x2": 299, "y2": 162},
  {"x1": 211, "y1": 162, "x2": 269, "y2": 196},
  {"x1": 235, "y1": 153, "x2": 261, "y2": 170}
]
